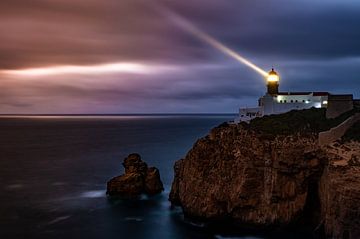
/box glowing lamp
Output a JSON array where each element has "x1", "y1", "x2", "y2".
[
  {"x1": 267, "y1": 68, "x2": 279, "y2": 82},
  {"x1": 267, "y1": 74, "x2": 279, "y2": 82}
]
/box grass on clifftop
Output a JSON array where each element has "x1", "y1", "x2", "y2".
[{"x1": 244, "y1": 108, "x2": 358, "y2": 136}]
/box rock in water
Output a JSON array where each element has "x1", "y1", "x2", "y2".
[
  {"x1": 169, "y1": 109, "x2": 360, "y2": 238},
  {"x1": 145, "y1": 167, "x2": 164, "y2": 195},
  {"x1": 107, "y1": 173, "x2": 144, "y2": 197},
  {"x1": 123, "y1": 153, "x2": 148, "y2": 176},
  {"x1": 107, "y1": 153, "x2": 164, "y2": 197}
]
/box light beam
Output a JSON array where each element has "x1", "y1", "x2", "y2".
[{"x1": 157, "y1": 5, "x2": 268, "y2": 77}]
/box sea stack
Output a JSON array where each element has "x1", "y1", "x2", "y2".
[{"x1": 107, "y1": 153, "x2": 164, "y2": 198}]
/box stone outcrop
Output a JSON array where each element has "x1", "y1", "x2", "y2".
[
  {"x1": 169, "y1": 109, "x2": 360, "y2": 238},
  {"x1": 107, "y1": 153, "x2": 164, "y2": 197},
  {"x1": 319, "y1": 141, "x2": 360, "y2": 238}
]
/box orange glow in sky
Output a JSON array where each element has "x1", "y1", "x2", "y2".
[{"x1": 2, "y1": 62, "x2": 157, "y2": 77}]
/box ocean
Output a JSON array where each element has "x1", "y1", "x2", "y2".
[
  {"x1": 0, "y1": 115, "x2": 310, "y2": 239},
  {"x1": 0, "y1": 115, "x2": 232, "y2": 239}
]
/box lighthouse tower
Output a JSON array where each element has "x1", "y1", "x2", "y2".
[{"x1": 266, "y1": 68, "x2": 279, "y2": 95}]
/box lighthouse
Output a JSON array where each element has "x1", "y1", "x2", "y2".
[
  {"x1": 235, "y1": 67, "x2": 332, "y2": 122},
  {"x1": 266, "y1": 68, "x2": 279, "y2": 95}
]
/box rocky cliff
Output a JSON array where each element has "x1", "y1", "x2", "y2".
[
  {"x1": 169, "y1": 109, "x2": 360, "y2": 238},
  {"x1": 319, "y1": 136, "x2": 360, "y2": 238}
]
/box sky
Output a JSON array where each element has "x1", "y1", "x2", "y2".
[{"x1": 0, "y1": 0, "x2": 359, "y2": 114}]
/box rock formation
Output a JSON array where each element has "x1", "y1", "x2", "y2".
[
  {"x1": 319, "y1": 141, "x2": 360, "y2": 238},
  {"x1": 169, "y1": 109, "x2": 360, "y2": 238},
  {"x1": 107, "y1": 153, "x2": 164, "y2": 197}
]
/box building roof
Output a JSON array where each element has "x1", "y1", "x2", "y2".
[
  {"x1": 313, "y1": 92, "x2": 330, "y2": 96},
  {"x1": 268, "y1": 68, "x2": 278, "y2": 76},
  {"x1": 277, "y1": 92, "x2": 329, "y2": 96}
]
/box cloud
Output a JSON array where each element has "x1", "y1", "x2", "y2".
[
  {"x1": 0, "y1": 62, "x2": 263, "y2": 113},
  {"x1": 0, "y1": 0, "x2": 359, "y2": 113},
  {"x1": 0, "y1": 101, "x2": 32, "y2": 108},
  {"x1": 2, "y1": 0, "x2": 360, "y2": 68}
]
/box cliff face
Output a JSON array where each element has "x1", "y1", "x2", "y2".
[
  {"x1": 169, "y1": 110, "x2": 360, "y2": 238},
  {"x1": 170, "y1": 124, "x2": 323, "y2": 225},
  {"x1": 319, "y1": 141, "x2": 360, "y2": 238}
]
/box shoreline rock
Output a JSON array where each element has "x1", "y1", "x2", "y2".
[{"x1": 107, "y1": 153, "x2": 164, "y2": 198}]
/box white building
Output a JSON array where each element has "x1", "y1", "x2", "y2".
[{"x1": 236, "y1": 68, "x2": 329, "y2": 122}]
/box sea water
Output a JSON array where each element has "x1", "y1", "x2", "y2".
[{"x1": 0, "y1": 115, "x2": 309, "y2": 239}]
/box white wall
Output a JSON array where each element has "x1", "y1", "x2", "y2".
[{"x1": 261, "y1": 94, "x2": 328, "y2": 115}]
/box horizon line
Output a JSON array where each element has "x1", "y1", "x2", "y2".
[{"x1": 0, "y1": 113, "x2": 237, "y2": 116}]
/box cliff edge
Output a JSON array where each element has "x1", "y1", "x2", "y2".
[{"x1": 169, "y1": 108, "x2": 360, "y2": 238}]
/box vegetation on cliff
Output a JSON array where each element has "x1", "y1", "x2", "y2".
[{"x1": 244, "y1": 107, "x2": 358, "y2": 137}]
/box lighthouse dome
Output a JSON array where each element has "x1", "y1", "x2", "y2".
[
  {"x1": 267, "y1": 68, "x2": 279, "y2": 82},
  {"x1": 268, "y1": 68, "x2": 278, "y2": 76}
]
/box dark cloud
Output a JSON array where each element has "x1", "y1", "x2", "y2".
[
  {"x1": 1, "y1": 0, "x2": 360, "y2": 68},
  {"x1": 0, "y1": 0, "x2": 212, "y2": 69},
  {"x1": 167, "y1": 0, "x2": 360, "y2": 60},
  {"x1": 0, "y1": 0, "x2": 359, "y2": 113}
]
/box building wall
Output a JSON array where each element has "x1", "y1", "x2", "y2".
[
  {"x1": 275, "y1": 95, "x2": 327, "y2": 107},
  {"x1": 236, "y1": 107, "x2": 262, "y2": 122},
  {"x1": 260, "y1": 94, "x2": 328, "y2": 116},
  {"x1": 354, "y1": 100, "x2": 360, "y2": 109},
  {"x1": 326, "y1": 94, "x2": 354, "y2": 119}
]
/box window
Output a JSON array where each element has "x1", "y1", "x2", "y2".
[
  {"x1": 291, "y1": 100, "x2": 294, "y2": 103},
  {"x1": 284, "y1": 100, "x2": 287, "y2": 103},
  {"x1": 302, "y1": 100, "x2": 305, "y2": 103},
  {"x1": 295, "y1": 100, "x2": 298, "y2": 103}
]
